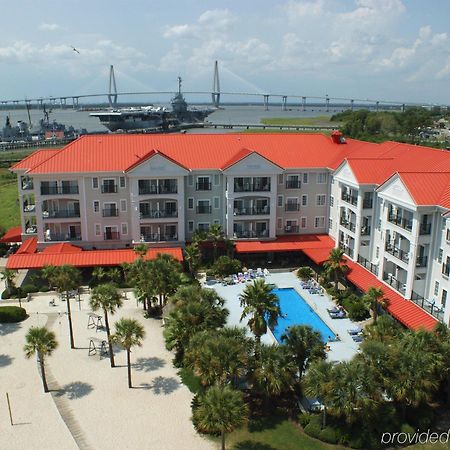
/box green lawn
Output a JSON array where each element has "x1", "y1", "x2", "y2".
[
  {"x1": 260, "y1": 116, "x2": 341, "y2": 127},
  {"x1": 0, "y1": 168, "x2": 20, "y2": 231}
]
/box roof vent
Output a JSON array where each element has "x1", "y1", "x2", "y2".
[{"x1": 331, "y1": 130, "x2": 346, "y2": 144}]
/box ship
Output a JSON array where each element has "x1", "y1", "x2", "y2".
[{"x1": 90, "y1": 77, "x2": 214, "y2": 132}]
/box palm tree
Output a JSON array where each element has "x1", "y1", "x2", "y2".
[
  {"x1": 24, "y1": 327, "x2": 58, "y2": 393},
  {"x1": 364, "y1": 286, "x2": 386, "y2": 323},
  {"x1": 323, "y1": 247, "x2": 348, "y2": 289},
  {"x1": 133, "y1": 243, "x2": 148, "y2": 259},
  {"x1": 207, "y1": 223, "x2": 224, "y2": 262},
  {"x1": 281, "y1": 325, "x2": 325, "y2": 380},
  {"x1": 111, "y1": 318, "x2": 145, "y2": 388},
  {"x1": 0, "y1": 268, "x2": 17, "y2": 290},
  {"x1": 296, "y1": 266, "x2": 314, "y2": 281},
  {"x1": 184, "y1": 243, "x2": 201, "y2": 278},
  {"x1": 50, "y1": 265, "x2": 81, "y2": 349},
  {"x1": 92, "y1": 266, "x2": 107, "y2": 285},
  {"x1": 151, "y1": 254, "x2": 182, "y2": 307},
  {"x1": 240, "y1": 279, "x2": 281, "y2": 359},
  {"x1": 90, "y1": 284, "x2": 123, "y2": 368},
  {"x1": 41, "y1": 264, "x2": 58, "y2": 290},
  {"x1": 363, "y1": 314, "x2": 400, "y2": 343},
  {"x1": 193, "y1": 385, "x2": 248, "y2": 450}
]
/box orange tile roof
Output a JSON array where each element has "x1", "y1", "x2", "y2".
[
  {"x1": 6, "y1": 246, "x2": 183, "y2": 269},
  {"x1": 16, "y1": 237, "x2": 37, "y2": 254},
  {"x1": 11, "y1": 149, "x2": 61, "y2": 171},
  {"x1": 41, "y1": 243, "x2": 83, "y2": 254},
  {"x1": 0, "y1": 226, "x2": 22, "y2": 243}
]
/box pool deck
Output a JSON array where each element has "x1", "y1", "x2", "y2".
[{"x1": 208, "y1": 271, "x2": 361, "y2": 362}]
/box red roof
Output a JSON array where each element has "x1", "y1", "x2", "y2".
[
  {"x1": 16, "y1": 237, "x2": 37, "y2": 254},
  {"x1": 0, "y1": 226, "x2": 22, "y2": 243},
  {"x1": 11, "y1": 148, "x2": 61, "y2": 171},
  {"x1": 6, "y1": 246, "x2": 183, "y2": 269},
  {"x1": 302, "y1": 247, "x2": 335, "y2": 265},
  {"x1": 42, "y1": 243, "x2": 83, "y2": 254},
  {"x1": 235, "y1": 234, "x2": 335, "y2": 253},
  {"x1": 345, "y1": 260, "x2": 437, "y2": 331}
]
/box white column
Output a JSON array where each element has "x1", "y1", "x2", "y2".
[
  {"x1": 353, "y1": 190, "x2": 364, "y2": 262},
  {"x1": 129, "y1": 178, "x2": 140, "y2": 243},
  {"x1": 34, "y1": 186, "x2": 44, "y2": 243},
  {"x1": 177, "y1": 176, "x2": 185, "y2": 243},
  {"x1": 269, "y1": 175, "x2": 277, "y2": 239},
  {"x1": 79, "y1": 176, "x2": 88, "y2": 242},
  {"x1": 404, "y1": 215, "x2": 419, "y2": 299},
  {"x1": 225, "y1": 176, "x2": 235, "y2": 239}
]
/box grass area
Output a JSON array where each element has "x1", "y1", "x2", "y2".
[
  {"x1": 260, "y1": 116, "x2": 341, "y2": 127},
  {"x1": 0, "y1": 168, "x2": 20, "y2": 231}
]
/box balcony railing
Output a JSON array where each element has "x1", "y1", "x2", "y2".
[
  {"x1": 388, "y1": 213, "x2": 412, "y2": 232},
  {"x1": 102, "y1": 208, "x2": 119, "y2": 217},
  {"x1": 419, "y1": 223, "x2": 431, "y2": 235},
  {"x1": 385, "y1": 243, "x2": 409, "y2": 263},
  {"x1": 234, "y1": 229, "x2": 269, "y2": 238},
  {"x1": 138, "y1": 184, "x2": 178, "y2": 195},
  {"x1": 362, "y1": 199, "x2": 373, "y2": 209},
  {"x1": 140, "y1": 209, "x2": 178, "y2": 219},
  {"x1": 196, "y1": 182, "x2": 212, "y2": 191},
  {"x1": 43, "y1": 209, "x2": 80, "y2": 219},
  {"x1": 104, "y1": 231, "x2": 120, "y2": 240},
  {"x1": 196, "y1": 205, "x2": 212, "y2": 214},
  {"x1": 234, "y1": 183, "x2": 271, "y2": 193},
  {"x1": 234, "y1": 207, "x2": 270, "y2": 216},
  {"x1": 285, "y1": 179, "x2": 301, "y2": 189},
  {"x1": 442, "y1": 263, "x2": 450, "y2": 277},
  {"x1": 101, "y1": 184, "x2": 118, "y2": 194},
  {"x1": 23, "y1": 204, "x2": 36, "y2": 213},
  {"x1": 41, "y1": 185, "x2": 79, "y2": 195},
  {"x1": 360, "y1": 226, "x2": 371, "y2": 236},
  {"x1": 21, "y1": 180, "x2": 34, "y2": 190},
  {"x1": 416, "y1": 256, "x2": 428, "y2": 267},
  {"x1": 340, "y1": 218, "x2": 356, "y2": 233},
  {"x1": 338, "y1": 243, "x2": 354, "y2": 258},
  {"x1": 357, "y1": 255, "x2": 379, "y2": 276},
  {"x1": 411, "y1": 291, "x2": 445, "y2": 322},
  {"x1": 45, "y1": 233, "x2": 81, "y2": 242},
  {"x1": 284, "y1": 225, "x2": 300, "y2": 233},
  {"x1": 341, "y1": 192, "x2": 358, "y2": 206},
  {"x1": 140, "y1": 233, "x2": 178, "y2": 242},
  {"x1": 285, "y1": 203, "x2": 300, "y2": 212},
  {"x1": 383, "y1": 272, "x2": 406, "y2": 295}
]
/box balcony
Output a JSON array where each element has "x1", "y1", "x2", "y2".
[
  {"x1": 416, "y1": 256, "x2": 428, "y2": 267},
  {"x1": 101, "y1": 184, "x2": 118, "y2": 194},
  {"x1": 234, "y1": 230, "x2": 269, "y2": 238},
  {"x1": 234, "y1": 183, "x2": 271, "y2": 193},
  {"x1": 357, "y1": 255, "x2": 379, "y2": 276},
  {"x1": 43, "y1": 209, "x2": 80, "y2": 219},
  {"x1": 442, "y1": 263, "x2": 450, "y2": 278},
  {"x1": 23, "y1": 204, "x2": 36, "y2": 213},
  {"x1": 419, "y1": 223, "x2": 431, "y2": 235},
  {"x1": 141, "y1": 233, "x2": 178, "y2": 242},
  {"x1": 196, "y1": 182, "x2": 212, "y2": 191},
  {"x1": 362, "y1": 199, "x2": 373, "y2": 209},
  {"x1": 102, "y1": 208, "x2": 119, "y2": 217},
  {"x1": 21, "y1": 179, "x2": 34, "y2": 190},
  {"x1": 41, "y1": 185, "x2": 79, "y2": 195},
  {"x1": 285, "y1": 179, "x2": 301, "y2": 189},
  {"x1": 383, "y1": 272, "x2": 406, "y2": 295},
  {"x1": 104, "y1": 231, "x2": 120, "y2": 240},
  {"x1": 340, "y1": 218, "x2": 356, "y2": 233},
  {"x1": 339, "y1": 243, "x2": 354, "y2": 258},
  {"x1": 196, "y1": 205, "x2": 212, "y2": 214},
  {"x1": 285, "y1": 203, "x2": 300, "y2": 212},
  {"x1": 139, "y1": 184, "x2": 177, "y2": 195},
  {"x1": 44, "y1": 233, "x2": 81, "y2": 242},
  {"x1": 385, "y1": 243, "x2": 409, "y2": 263},
  {"x1": 140, "y1": 209, "x2": 178, "y2": 219},
  {"x1": 234, "y1": 206, "x2": 270, "y2": 216},
  {"x1": 341, "y1": 192, "x2": 358, "y2": 206},
  {"x1": 360, "y1": 226, "x2": 371, "y2": 236},
  {"x1": 388, "y1": 213, "x2": 412, "y2": 232},
  {"x1": 284, "y1": 225, "x2": 300, "y2": 233},
  {"x1": 411, "y1": 292, "x2": 444, "y2": 322}
]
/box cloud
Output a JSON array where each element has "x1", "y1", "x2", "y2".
[
  {"x1": 285, "y1": 0, "x2": 325, "y2": 20},
  {"x1": 38, "y1": 23, "x2": 61, "y2": 32}
]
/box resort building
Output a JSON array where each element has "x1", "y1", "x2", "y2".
[{"x1": 7, "y1": 132, "x2": 450, "y2": 329}]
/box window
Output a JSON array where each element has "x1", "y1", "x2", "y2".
[
  {"x1": 198, "y1": 223, "x2": 209, "y2": 232},
  {"x1": 188, "y1": 175, "x2": 194, "y2": 186},
  {"x1": 316, "y1": 195, "x2": 326, "y2": 206},
  {"x1": 330, "y1": 196, "x2": 334, "y2": 207},
  {"x1": 434, "y1": 281, "x2": 440, "y2": 296},
  {"x1": 277, "y1": 218, "x2": 282, "y2": 229},
  {"x1": 92, "y1": 177, "x2": 98, "y2": 189},
  {"x1": 196, "y1": 176, "x2": 211, "y2": 191},
  {"x1": 120, "y1": 199, "x2": 127, "y2": 212},
  {"x1": 188, "y1": 198, "x2": 194, "y2": 209},
  {"x1": 213, "y1": 197, "x2": 220, "y2": 209},
  {"x1": 438, "y1": 248, "x2": 443, "y2": 263},
  {"x1": 213, "y1": 174, "x2": 220, "y2": 186},
  {"x1": 329, "y1": 218, "x2": 333, "y2": 229},
  {"x1": 93, "y1": 201, "x2": 99, "y2": 213},
  {"x1": 317, "y1": 172, "x2": 327, "y2": 184},
  {"x1": 302, "y1": 195, "x2": 308, "y2": 206},
  {"x1": 119, "y1": 176, "x2": 126, "y2": 188},
  {"x1": 301, "y1": 217, "x2": 307, "y2": 229},
  {"x1": 442, "y1": 290, "x2": 447, "y2": 308},
  {"x1": 214, "y1": 219, "x2": 220, "y2": 225},
  {"x1": 188, "y1": 221, "x2": 194, "y2": 232},
  {"x1": 314, "y1": 217, "x2": 325, "y2": 228},
  {"x1": 303, "y1": 173, "x2": 308, "y2": 184},
  {"x1": 95, "y1": 224, "x2": 101, "y2": 236},
  {"x1": 121, "y1": 223, "x2": 128, "y2": 235},
  {"x1": 277, "y1": 195, "x2": 283, "y2": 207},
  {"x1": 278, "y1": 174, "x2": 284, "y2": 185}
]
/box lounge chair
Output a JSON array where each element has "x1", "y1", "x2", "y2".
[
  {"x1": 329, "y1": 310, "x2": 347, "y2": 319},
  {"x1": 256, "y1": 268, "x2": 264, "y2": 277},
  {"x1": 327, "y1": 306, "x2": 340, "y2": 314},
  {"x1": 263, "y1": 268, "x2": 270, "y2": 276},
  {"x1": 347, "y1": 327, "x2": 362, "y2": 335},
  {"x1": 352, "y1": 334, "x2": 363, "y2": 343}
]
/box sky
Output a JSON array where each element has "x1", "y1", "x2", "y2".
[{"x1": 1, "y1": 0, "x2": 450, "y2": 104}]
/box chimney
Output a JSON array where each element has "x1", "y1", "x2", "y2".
[{"x1": 331, "y1": 130, "x2": 346, "y2": 144}]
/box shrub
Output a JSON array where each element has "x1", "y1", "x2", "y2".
[
  {"x1": 211, "y1": 256, "x2": 241, "y2": 278},
  {"x1": 304, "y1": 422, "x2": 321, "y2": 439},
  {"x1": 298, "y1": 412, "x2": 312, "y2": 428},
  {"x1": 1, "y1": 289, "x2": 11, "y2": 299},
  {"x1": 308, "y1": 414, "x2": 322, "y2": 427},
  {"x1": 345, "y1": 296, "x2": 370, "y2": 321},
  {"x1": 40, "y1": 285, "x2": 50, "y2": 292},
  {"x1": 0, "y1": 306, "x2": 27, "y2": 323},
  {"x1": 21, "y1": 284, "x2": 37, "y2": 295},
  {"x1": 297, "y1": 266, "x2": 314, "y2": 281},
  {"x1": 319, "y1": 427, "x2": 338, "y2": 444}
]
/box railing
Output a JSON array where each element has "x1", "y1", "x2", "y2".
[
  {"x1": 43, "y1": 209, "x2": 80, "y2": 219},
  {"x1": 45, "y1": 233, "x2": 81, "y2": 242},
  {"x1": 102, "y1": 208, "x2": 119, "y2": 217},
  {"x1": 140, "y1": 233, "x2": 178, "y2": 242},
  {"x1": 284, "y1": 225, "x2": 300, "y2": 233},
  {"x1": 234, "y1": 183, "x2": 271, "y2": 193},
  {"x1": 360, "y1": 226, "x2": 371, "y2": 236},
  {"x1": 140, "y1": 209, "x2": 178, "y2": 219},
  {"x1": 138, "y1": 184, "x2": 178, "y2": 195},
  {"x1": 23, "y1": 204, "x2": 36, "y2": 213},
  {"x1": 411, "y1": 291, "x2": 444, "y2": 322},
  {"x1": 196, "y1": 205, "x2": 212, "y2": 214},
  {"x1": 388, "y1": 213, "x2": 412, "y2": 232},
  {"x1": 285, "y1": 203, "x2": 300, "y2": 212},
  {"x1": 362, "y1": 199, "x2": 373, "y2": 209},
  {"x1": 196, "y1": 182, "x2": 212, "y2": 191},
  {"x1": 101, "y1": 184, "x2": 118, "y2": 194},
  {"x1": 285, "y1": 179, "x2": 301, "y2": 189},
  {"x1": 385, "y1": 243, "x2": 409, "y2": 263},
  {"x1": 21, "y1": 180, "x2": 34, "y2": 190},
  {"x1": 234, "y1": 207, "x2": 270, "y2": 216},
  {"x1": 442, "y1": 263, "x2": 450, "y2": 277},
  {"x1": 383, "y1": 272, "x2": 406, "y2": 295},
  {"x1": 415, "y1": 256, "x2": 428, "y2": 267},
  {"x1": 234, "y1": 230, "x2": 269, "y2": 238},
  {"x1": 357, "y1": 255, "x2": 379, "y2": 276},
  {"x1": 419, "y1": 223, "x2": 431, "y2": 235},
  {"x1": 104, "y1": 231, "x2": 120, "y2": 240},
  {"x1": 339, "y1": 243, "x2": 354, "y2": 258},
  {"x1": 341, "y1": 192, "x2": 358, "y2": 206},
  {"x1": 41, "y1": 185, "x2": 79, "y2": 195},
  {"x1": 340, "y1": 218, "x2": 356, "y2": 233}
]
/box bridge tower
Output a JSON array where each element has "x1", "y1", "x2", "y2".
[
  {"x1": 212, "y1": 60, "x2": 220, "y2": 108},
  {"x1": 325, "y1": 94, "x2": 330, "y2": 112},
  {"x1": 350, "y1": 99, "x2": 354, "y2": 111},
  {"x1": 282, "y1": 96, "x2": 287, "y2": 111},
  {"x1": 302, "y1": 96, "x2": 306, "y2": 111},
  {"x1": 108, "y1": 65, "x2": 118, "y2": 108}
]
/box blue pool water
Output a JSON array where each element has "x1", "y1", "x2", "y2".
[{"x1": 272, "y1": 288, "x2": 336, "y2": 343}]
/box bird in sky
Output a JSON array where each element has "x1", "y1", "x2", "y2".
[{"x1": 70, "y1": 45, "x2": 80, "y2": 54}]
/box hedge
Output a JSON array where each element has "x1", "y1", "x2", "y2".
[
  {"x1": 303, "y1": 422, "x2": 321, "y2": 439},
  {"x1": 0, "y1": 306, "x2": 27, "y2": 323},
  {"x1": 319, "y1": 427, "x2": 338, "y2": 444}
]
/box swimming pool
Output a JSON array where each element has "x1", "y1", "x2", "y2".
[{"x1": 272, "y1": 288, "x2": 336, "y2": 343}]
